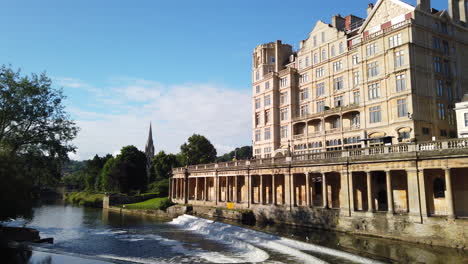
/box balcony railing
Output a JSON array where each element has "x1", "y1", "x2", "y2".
[
  {"x1": 293, "y1": 104, "x2": 360, "y2": 122},
  {"x1": 172, "y1": 138, "x2": 468, "y2": 174}
]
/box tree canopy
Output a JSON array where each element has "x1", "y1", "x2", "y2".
[
  {"x1": 179, "y1": 134, "x2": 217, "y2": 165},
  {"x1": 216, "y1": 146, "x2": 252, "y2": 162}
]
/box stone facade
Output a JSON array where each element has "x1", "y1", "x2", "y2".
[
  {"x1": 171, "y1": 138, "x2": 468, "y2": 248},
  {"x1": 252, "y1": 0, "x2": 468, "y2": 158},
  {"x1": 455, "y1": 94, "x2": 468, "y2": 137}
]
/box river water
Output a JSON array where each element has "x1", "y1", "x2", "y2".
[{"x1": 4, "y1": 202, "x2": 468, "y2": 264}]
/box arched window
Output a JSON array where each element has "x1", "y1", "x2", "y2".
[
  {"x1": 321, "y1": 49, "x2": 327, "y2": 60},
  {"x1": 433, "y1": 178, "x2": 445, "y2": 198}
]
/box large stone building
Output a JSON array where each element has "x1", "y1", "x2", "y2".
[
  {"x1": 455, "y1": 94, "x2": 468, "y2": 137},
  {"x1": 252, "y1": 0, "x2": 468, "y2": 159}
]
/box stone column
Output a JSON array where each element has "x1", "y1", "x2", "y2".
[
  {"x1": 366, "y1": 171, "x2": 373, "y2": 212},
  {"x1": 195, "y1": 178, "x2": 199, "y2": 201},
  {"x1": 272, "y1": 174, "x2": 276, "y2": 205},
  {"x1": 225, "y1": 176, "x2": 229, "y2": 202},
  {"x1": 284, "y1": 173, "x2": 292, "y2": 209},
  {"x1": 305, "y1": 172, "x2": 311, "y2": 207},
  {"x1": 234, "y1": 176, "x2": 238, "y2": 203},
  {"x1": 247, "y1": 173, "x2": 252, "y2": 207},
  {"x1": 406, "y1": 168, "x2": 426, "y2": 223},
  {"x1": 291, "y1": 173, "x2": 296, "y2": 206},
  {"x1": 184, "y1": 171, "x2": 189, "y2": 205},
  {"x1": 444, "y1": 168, "x2": 455, "y2": 219},
  {"x1": 322, "y1": 173, "x2": 328, "y2": 208},
  {"x1": 259, "y1": 175, "x2": 264, "y2": 204},
  {"x1": 349, "y1": 171, "x2": 355, "y2": 213},
  {"x1": 215, "y1": 172, "x2": 219, "y2": 205},
  {"x1": 204, "y1": 177, "x2": 208, "y2": 201},
  {"x1": 386, "y1": 170, "x2": 394, "y2": 214}
]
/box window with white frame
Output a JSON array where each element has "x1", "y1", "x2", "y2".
[
  {"x1": 367, "y1": 61, "x2": 379, "y2": 78},
  {"x1": 321, "y1": 49, "x2": 327, "y2": 61},
  {"x1": 316, "y1": 100, "x2": 325, "y2": 112},
  {"x1": 434, "y1": 57, "x2": 442, "y2": 73},
  {"x1": 255, "y1": 71, "x2": 260, "y2": 81},
  {"x1": 264, "y1": 127, "x2": 271, "y2": 140},
  {"x1": 264, "y1": 95, "x2": 271, "y2": 107},
  {"x1": 299, "y1": 59, "x2": 303, "y2": 69},
  {"x1": 464, "y1": 113, "x2": 468, "y2": 127},
  {"x1": 369, "y1": 105, "x2": 381, "y2": 123},
  {"x1": 396, "y1": 74, "x2": 406, "y2": 92},
  {"x1": 280, "y1": 107, "x2": 288, "y2": 121},
  {"x1": 333, "y1": 77, "x2": 344, "y2": 91},
  {"x1": 368, "y1": 83, "x2": 380, "y2": 100},
  {"x1": 305, "y1": 56, "x2": 310, "y2": 67},
  {"x1": 255, "y1": 85, "x2": 260, "y2": 93},
  {"x1": 280, "y1": 125, "x2": 288, "y2": 138},
  {"x1": 255, "y1": 98, "x2": 261, "y2": 109},
  {"x1": 333, "y1": 61, "x2": 343, "y2": 72},
  {"x1": 339, "y1": 42, "x2": 344, "y2": 54},
  {"x1": 389, "y1": 33, "x2": 402, "y2": 48},
  {"x1": 395, "y1": 50, "x2": 405, "y2": 67},
  {"x1": 331, "y1": 45, "x2": 336, "y2": 57},
  {"x1": 334, "y1": 96, "x2": 344, "y2": 107},
  {"x1": 351, "y1": 113, "x2": 360, "y2": 126},
  {"x1": 437, "y1": 103, "x2": 445, "y2": 120},
  {"x1": 299, "y1": 88, "x2": 309, "y2": 101},
  {"x1": 352, "y1": 54, "x2": 359, "y2": 65},
  {"x1": 366, "y1": 42, "x2": 378, "y2": 56},
  {"x1": 316, "y1": 82, "x2": 325, "y2": 97},
  {"x1": 280, "y1": 77, "x2": 288, "y2": 87},
  {"x1": 255, "y1": 130, "x2": 261, "y2": 141},
  {"x1": 280, "y1": 92, "x2": 288, "y2": 105},
  {"x1": 255, "y1": 113, "x2": 261, "y2": 127},
  {"x1": 313, "y1": 53, "x2": 318, "y2": 64},
  {"x1": 433, "y1": 36, "x2": 441, "y2": 49},
  {"x1": 397, "y1": 98, "x2": 407, "y2": 117},
  {"x1": 254, "y1": 148, "x2": 261, "y2": 155},
  {"x1": 264, "y1": 147, "x2": 271, "y2": 154},
  {"x1": 300, "y1": 104, "x2": 309, "y2": 117},
  {"x1": 265, "y1": 81, "x2": 270, "y2": 90},
  {"x1": 316, "y1": 67, "x2": 324, "y2": 78},
  {"x1": 300, "y1": 73, "x2": 309, "y2": 83},
  {"x1": 353, "y1": 91, "x2": 360, "y2": 104},
  {"x1": 353, "y1": 71, "x2": 360, "y2": 86}
]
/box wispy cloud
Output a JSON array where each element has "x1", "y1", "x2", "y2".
[{"x1": 60, "y1": 77, "x2": 252, "y2": 160}]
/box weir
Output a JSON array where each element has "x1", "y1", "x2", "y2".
[{"x1": 171, "y1": 138, "x2": 468, "y2": 249}]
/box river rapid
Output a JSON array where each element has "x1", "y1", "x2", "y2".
[{"x1": 4, "y1": 202, "x2": 468, "y2": 264}]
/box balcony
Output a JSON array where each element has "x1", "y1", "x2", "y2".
[{"x1": 293, "y1": 104, "x2": 360, "y2": 122}]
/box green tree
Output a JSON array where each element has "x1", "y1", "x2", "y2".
[
  {"x1": 151, "y1": 151, "x2": 180, "y2": 182},
  {"x1": 100, "y1": 146, "x2": 147, "y2": 194},
  {"x1": 0, "y1": 65, "x2": 78, "y2": 219},
  {"x1": 216, "y1": 146, "x2": 252, "y2": 162},
  {"x1": 179, "y1": 134, "x2": 217, "y2": 165}
]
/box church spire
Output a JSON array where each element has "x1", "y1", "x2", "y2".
[{"x1": 145, "y1": 122, "x2": 155, "y2": 182}]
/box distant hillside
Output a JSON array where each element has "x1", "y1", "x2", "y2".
[{"x1": 62, "y1": 160, "x2": 86, "y2": 176}]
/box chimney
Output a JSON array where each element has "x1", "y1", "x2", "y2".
[
  {"x1": 332, "y1": 14, "x2": 346, "y2": 30},
  {"x1": 417, "y1": 0, "x2": 431, "y2": 12},
  {"x1": 449, "y1": 0, "x2": 460, "y2": 22},
  {"x1": 275, "y1": 40, "x2": 281, "y2": 72},
  {"x1": 367, "y1": 3, "x2": 374, "y2": 16}
]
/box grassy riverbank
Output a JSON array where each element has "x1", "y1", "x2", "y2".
[
  {"x1": 124, "y1": 197, "x2": 173, "y2": 211},
  {"x1": 64, "y1": 192, "x2": 104, "y2": 208}
]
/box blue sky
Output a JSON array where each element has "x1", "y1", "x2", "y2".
[{"x1": 0, "y1": 0, "x2": 449, "y2": 160}]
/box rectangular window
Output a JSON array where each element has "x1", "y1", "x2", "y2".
[
  {"x1": 339, "y1": 42, "x2": 344, "y2": 54},
  {"x1": 433, "y1": 37, "x2": 440, "y2": 49},
  {"x1": 396, "y1": 74, "x2": 406, "y2": 92},
  {"x1": 333, "y1": 77, "x2": 344, "y2": 91},
  {"x1": 255, "y1": 71, "x2": 260, "y2": 81},
  {"x1": 352, "y1": 54, "x2": 359, "y2": 65},
  {"x1": 281, "y1": 125, "x2": 288, "y2": 138},
  {"x1": 305, "y1": 56, "x2": 310, "y2": 67},
  {"x1": 369, "y1": 105, "x2": 381, "y2": 123},
  {"x1": 280, "y1": 108, "x2": 288, "y2": 121},
  {"x1": 353, "y1": 71, "x2": 360, "y2": 86},
  {"x1": 316, "y1": 101, "x2": 325, "y2": 113},
  {"x1": 265, "y1": 110, "x2": 271, "y2": 124},
  {"x1": 440, "y1": 129, "x2": 447, "y2": 137},
  {"x1": 264, "y1": 147, "x2": 271, "y2": 154},
  {"x1": 321, "y1": 32, "x2": 325, "y2": 43},
  {"x1": 299, "y1": 59, "x2": 303, "y2": 69},
  {"x1": 254, "y1": 148, "x2": 261, "y2": 155},
  {"x1": 265, "y1": 81, "x2": 270, "y2": 90},
  {"x1": 353, "y1": 91, "x2": 360, "y2": 105},
  {"x1": 255, "y1": 130, "x2": 261, "y2": 141},
  {"x1": 300, "y1": 104, "x2": 309, "y2": 117},
  {"x1": 366, "y1": 43, "x2": 378, "y2": 56},
  {"x1": 300, "y1": 73, "x2": 309, "y2": 83},
  {"x1": 264, "y1": 95, "x2": 271, "y2": 106},
  {"x1": 397, "y1": 98, "x2": 407, "y2": 117},
  {"x1": 255, "y1": 85, "x2": 260, "y2": 93},
  {"x1": 255, "y1": 113, "x2": 261, "y2": 127},
  {"x1": 313, "y1": 36, "x2": 317, "y2": 47},
  {"x1": 255, "y1": 98, "x2": 261, "y2": 109},
  {"x1": 465, "y1": 113, "x2": 468, "y2": 127},
  {"x1": 264, "y1": 127, "x2": 271, "y2": 140},
  {"x1": 389, "y1": 33, "x2": 402, "y2": 48},
  {"x1": 443, "y1": 41, "x2": 449, "y2": 55},
  {"x1": 367, "y1": 61, "x2": 379, "y2": 78},
  {"x1": 395, "y1": 50, "x2": 405, "y2": 67},
  {"x1": 280, "y1": 77, "x2": 288, "y2": 87},
  {"x1": 299, "y1": 88, "x2": 309, "y2": 101},
  {"x1": 444, "y1": 62, "x2": 450, "y2": 77},
  {"x1": 316, "y1": 67, "x2": 324, "y2": 78},
  {"x1": 368, "y1": 83, "x2": 380, "y2": 100},
  {"x1": 422, "y1": 127, "x2": 430, "y2": 135},
  {"x1": 313, "y1": 53, "x2": 318, "y2": 64},
  {"x1": 316, "y1": 83, "x2": 325, "y2": 97},
  {"x1": 437, "y1": 103, "x2": 445, "y2": 120},
  {"x1": 334, "y1": 96, "x2": 344, "y2": 107},
  {"x1": 333, "y1": 61, "x2": 342, "y2": 72},
  {"x1": 437, "y1": 79, "x2": 443, "y2": 96},
  {"x1": 434, "y1": 57, "x2": 442, "y2": 73},
  {"x1": 280, "y1": 92, "x2": 288, "y2": 105}
]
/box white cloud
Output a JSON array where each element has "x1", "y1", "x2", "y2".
[{"x1": 66, "y1": 78, "x2": 252, "y2": 160}]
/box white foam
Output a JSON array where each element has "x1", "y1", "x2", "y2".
[
  {"x1": 95, "y1": 229, "x2": 127, "y2": 235},
  {"x1": 97, "y1": 254, "x2": 169, "y2": 264},
  {"x1": 170, "y1": 214, "x2": 385, "y2": 264}
]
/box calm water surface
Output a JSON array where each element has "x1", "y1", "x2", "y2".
[{"x1": 4, "y1": 202, "x2": 468, "y2": 264}]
